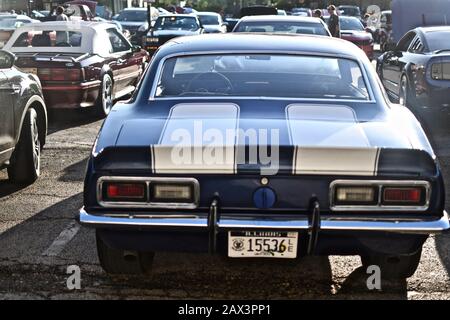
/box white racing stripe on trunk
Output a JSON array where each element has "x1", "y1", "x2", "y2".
[
  {"x1": 286, "y1": 104, "x2": 379, "y2": 175},
  {"x1": 293, "y1": 146, "x2": 380, "y2": 175},
  {"x1": 42, "y1": 221, "x2": 80, "y2": 257},
  {"x1": 152, "y1": 103, "x2": 240, "y2": 174}
]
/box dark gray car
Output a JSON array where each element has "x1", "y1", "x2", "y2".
[{"x1": 0, "y1": 49, "x2": 47, "y2": 184}]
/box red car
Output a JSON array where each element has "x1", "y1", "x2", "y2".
[
  {"x1": 326, "y1": 15, "x2": 374, "y2": 60},
  {"x1": 4, "y1": 21, "x2": 149, "y2": 117}
]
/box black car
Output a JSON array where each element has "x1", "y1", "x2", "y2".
[
  {"x1": 78, "y1": 34, "x2": 449, "y2": 278},
  {"x1": 377, "y1": 26, "x2": 450, "y2": 108},
  {"x1": 0, "y1": 49, "x2": 47, "y2": 184},
  {"x1": 144, "y1": 15, "x2": 203, "y2": 54}
]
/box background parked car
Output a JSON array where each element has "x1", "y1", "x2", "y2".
[
  {"x1": 325, "y1": 15, "x2": 374, "y2": 60},
  {"x1": 113, "y1": 7, "x2": 156, "y2": 45},
  {"x1": 197, "y1": 12, "x2": 227, "y2": 33},
  {"x1": 0, "y1": 15, "x2": 40, "y2": 48},
  {"x1": 3, "y1": 21, "x2": 149, "y2": 117},
  {"x1": 0, "y1": 49, "x2": 47, "y2": 184},
  {"x1": 290, "y1": 7, "x2": 312, "y2": 17},
  {"x1": 144, "y1": 15, "x2": 203, "y2": 54},
  {"x1": 338, "y1": 5, "x2": 361, "y2": 17},
  {"x1": 224, "y1": 17, "x2": 239, "y2": 32},
  {"x1": 377, "y1": 26, "x2": 450, "y2": 108},
  {"x1": 232, "y1": 15, "x2": 330, "y2": 37},
  {"x1": 239, "y1": 6, "x2": 277, "y2": 18}
]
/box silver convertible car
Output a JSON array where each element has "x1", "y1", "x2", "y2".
[{"x1": 78, "y1": 34, "x2": 450, "y2": 279}]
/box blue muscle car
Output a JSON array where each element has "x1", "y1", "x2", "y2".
[{"x1": 78, "y1": 34, "x2": 450, "y2": 279}]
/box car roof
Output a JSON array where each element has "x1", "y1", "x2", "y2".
[
  {"x1": 197, "y1": 12, "x2": 220, "y2": 16},
  {"x1": 122, "y1": 7, "x2": 147, "y2": 11},
  {"x1": 4, "y1": 21, "x2": 119, "y2": 54},
  {"x1": 238, "y1": 15, "x2": 323, "y2": 23},
  {"x1": 18, "y1": 21, "x2": 115, "y2": 30},
  {"x1": 158, "y1": 33, "x2": 367, "y2": 60},
  {"x1": 417, "y1": 26, "x2": 450, "y2": 33},
  {"x1": 158, "y1": 14, "x2": 197, "y2": 18}
]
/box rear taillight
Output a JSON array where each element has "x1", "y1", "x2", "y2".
[
  {"x1": 335, "y1": 186, "x2": 377, "y2": 205},
  {"x1": 151, "y1": 183, "x2": 194, "y2": 202},
  {"x1": 103, "y1": 182, "x2": 146, "y2": 202},
  {"x1": 98, "y1": 178, "x2": 199, "y2": 208},
  {"x1": 382, "y1": 187, "x2": 424, "y2": 205},
  {"x1": 331, "y1": 181, "x2": 430, "y2": 211},
  {"x1": 37, "y1": 68, "x2": 82, "y2": 81},
  {"x1": 431, "y1": 62, "x2": 450, "y2": 80}
]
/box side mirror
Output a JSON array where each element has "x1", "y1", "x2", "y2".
[
  {"x1": 0, "y1": 50, "x2": 15, "y2": 69},
  {"x1": 132, "y1": 45, "x2": 142, "y2": 53},
  {"x1": 394, "y1": 50, "x2": 403, "y2": 58},
  {"x1": 222, "y1": 21, "x2": 229, "y2": 27}
]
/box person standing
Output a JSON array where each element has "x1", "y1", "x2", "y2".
[
  {"x1": 55, "y1": 6, "x2": 69, "y2": 21},
  {"x1": 327, "y1": 5, "x2": 340, "y2": 38},
  {"x1": 313, "y1": 9, "x2": 325, "y2": 22}
]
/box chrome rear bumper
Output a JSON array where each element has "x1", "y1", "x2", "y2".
[{"x1": 78, "y1": 207, "x2": 450, "y2": 235}]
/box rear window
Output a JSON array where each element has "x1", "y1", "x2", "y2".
[
  {"x1": 234, "y1": 21, "x2": 328, "y2": 35},
  {"x1": 115, "y1": 10, "x2": 147, "y2": 22},
  {"x1": 198, "y1": 15, "x2": 219, "y2": 25},
  {"x1": 12, "y1": 30, "x2": 83, "y2": 47},
  {"x1": 154, "y1": 16, "x2": 200, "y2": 31},
  {"x1": 425, "y1": 30, "x2": 450, "y2": 52},
  {"x1": 155, "y1": 54, "x2": 369, "y2": 100},
  {"x1": 336, "y1": 17, "x2": 364, "y2": 31}
]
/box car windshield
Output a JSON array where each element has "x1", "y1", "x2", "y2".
[
  {"x1": 234, "y1": 21, "x2": 328, "y2": 36},
  {"x1": 339, "y1": 17, "x2": 364, "y2": 31},
  {"x1": 154, "y1": 16, "x2": 199, "y2": 30},
  {"x1": 115, "y1": 10, "x2": 147, "y2": 22},
  {"x1": 12, "y1": 30, "x2": 83, "y2": 47},
  {"x1": 426, "y1": 30, "x2": 450, "y2": 51},
  {"x1": 156, "y1": 54, "x2": 369, "y2": 100},
  {"x1": 198, "y1": 15, "x2": 219, "y2": 25}
]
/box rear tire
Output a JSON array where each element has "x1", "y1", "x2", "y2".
[
  {"x1": 361, "y1": 248, "x2": 422, "y2": 279},
  {"x1": 399, "y1": 75, "x2": 417, "y2": 109},
  {"x1": 95, "y1": 74, "x2": 113, "y2": 118},
  {"x1": 96, "y1": 231, "x2": 154, "y2": 275},
  {"x1": 7, "y1": 108, "x2": 41, "y2": 184}
]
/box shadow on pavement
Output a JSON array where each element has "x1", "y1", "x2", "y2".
[
  {"x1": 47, "y1": 109, "x2": 102, "y2": 135},
  {"x1": 59, "y1": 157, "x2": 89, "y2": 182},
  {"x1": 0, "y1": 179, "x2": 29, "y2": 198},
  {"x1": 335, "y1": 266, "x2": 407, "y2": 299}
]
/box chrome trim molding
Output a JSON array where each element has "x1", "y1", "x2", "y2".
[
  {"x1": 329, "y1": 180, "x2": 431, "y2": 212},
  {"x1": 218, "y1": 218, "x2": 310, "y2": 230},
  {"x1": 97, "y1": 176, "x2": 200, "y2": 209},
  {"x1": 79, "y1": 208, "x2": 449, "y2": 234}
]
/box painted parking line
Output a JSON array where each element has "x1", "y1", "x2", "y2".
[{"x1": 42, "y1": 221, "x2": 80, "y2": 257}]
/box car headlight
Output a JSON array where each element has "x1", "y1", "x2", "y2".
[{"x1": 146, "y1": 37, "x2": 159, "y2": 43}]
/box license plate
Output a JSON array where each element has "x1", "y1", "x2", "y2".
[
  {"x1": 228, "y1": 231, "x2": 298, "y2": 259},
  {"x1": 21, "y1": 68, "x2": 38, "y2": 75}
]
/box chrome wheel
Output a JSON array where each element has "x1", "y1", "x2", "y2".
[
  {"x1": 102, "y1": 74, "x2": 113, "y2": 115},
  {"x1": 31, "y1": 113, "x2": 40, "y2": 175},
  {"x1": 399, "y1": 77, "x2": 407, "y2": 107}
]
